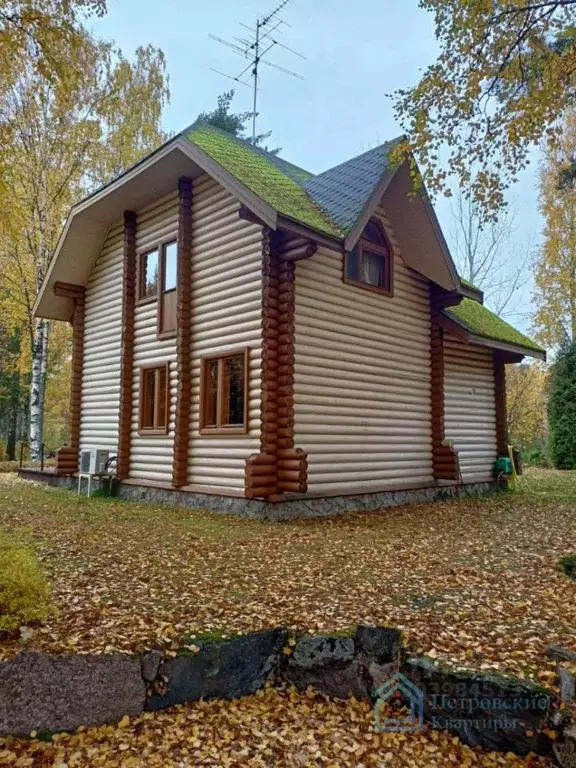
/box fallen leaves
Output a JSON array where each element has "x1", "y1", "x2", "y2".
[
  {"x1": 0, "y1": 469, "x2": 574, "y2": 691},
  {"x1": 0, "y1": 473, "x2": 573, "y2": 765},
  {"x1": 0, "y1": 686, "x2": 553, "y2": 767}
]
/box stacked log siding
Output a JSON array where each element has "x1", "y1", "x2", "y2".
[
  {"x1": 444, "y1": 334, "x2": 497, "y2": 482},
  {"x1": 130, "y1": 192, "x2": 179, "y2": 484},
  {"x1": 187, "y1": 175, "x2": 262, "y2": 491},
  {"x1": 293, "y1": 206, "x2": 433, "y2": 495},
  {"x1": 80, "y1": 222, "x2": 124, "y2": 454}
]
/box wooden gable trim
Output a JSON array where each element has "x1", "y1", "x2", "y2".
[
  {"x1": 430, "y1": 286, "x2": 459, "y2": 482},
  {"x1": 55, "y1": 284, "x2": 86, "y2": 476},
  {"x1": 245, "y1": 229, "x2": 308, "y2": 499},
  {"x1": 116, "y1": 210, "x2": 137, "y2": 480},
  {"x1": 172, "y1": 177, "x2": 193, "y2": 488},
  {"x1": 344, "y1": 170, "x2": 395, "y2": 252}
]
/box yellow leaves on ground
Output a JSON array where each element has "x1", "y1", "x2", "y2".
[
  {"x1": 0, "y1": 687, "x2": 552, "y2": 767},
  {"x1": 0, "y1": 469, "x2": 575, "y2": 690}
]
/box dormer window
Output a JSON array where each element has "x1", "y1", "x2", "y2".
[{"x1": 344, "y1": 218, "x2": 393, "y2": 296}]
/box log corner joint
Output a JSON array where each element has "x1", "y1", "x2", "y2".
[{"x1": 245, "y1": 227, "x2": 310, "y2": 501}]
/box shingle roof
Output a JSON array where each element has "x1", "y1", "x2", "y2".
[
  {"x1": 302, "y1": 139, "x2": 402, "y2": 234},
  {"x1": 182, "y1": 125, "x2": 402, "y2": 238},
  {"x1": 183, "y1": 125, "x2": 341, "y2": 237},
  {"x1": 444, "y1": 298, "x2": 544, "y2": 356}
]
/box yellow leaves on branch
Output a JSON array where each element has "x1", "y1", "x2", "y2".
[
  {"x1": 506, "y1": 363, "x2": 548, "y2": 449},
  {"x1": 393, "y1": 0, "x2": 576, "y2": 219},
  {"x1": 534, "y1": 105, "x2": 576, "y2": 347}
]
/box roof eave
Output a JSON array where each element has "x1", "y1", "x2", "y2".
[
  {"x1": 459, "y1": 282, "x2": 485, "y2": 303},
  {"x1": 467, "y1": 333, "x2": 546, "y2": 362}
]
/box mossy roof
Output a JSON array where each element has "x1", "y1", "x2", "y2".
[
  {"x1": 183, "y1": 125, "x2": 341, "y2": 237},
  {"x1": 181, "y1": 125, "x2": 543, "y2": 357},
  {"x1": 444, "y1": 298, "x2": 544, "y2": 355}
]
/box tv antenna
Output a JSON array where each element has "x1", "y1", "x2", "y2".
[{"x1": 209, "y1": 0, "x2": 306, "y2": 142}]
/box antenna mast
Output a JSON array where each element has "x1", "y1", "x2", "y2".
[{"x1": 209, "y1": 0, "x2": 305, "y2": 143}]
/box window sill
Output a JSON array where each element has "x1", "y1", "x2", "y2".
[
  {"x1": 200, "y1": 426, "x2": 248, "y2": 437},
  {"x1": 136, "y1": 295, "x2": 158, "y2": 307},
  {"x1": 138, "y1": 428, "x2": 169, "y2": 436},
  {"x1": 157, "y1": 330, "x2": 177, "y2": 341},
  {"x1": 343, "y1": 276, "x2": 393, "y2": 297}
]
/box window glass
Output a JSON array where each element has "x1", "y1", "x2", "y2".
[
  {"x1": 362, "y1": 250, "x2": 385, "y2": 288},
  {"x1": 163, "y1": 241, "x2": 177, "y2": 292},
  {"x1": 364, "y1": 219, "x2": 386, "y2": 244},
  {"x1": 140, "y1": 365, "x2": 169, "y2": 432},
  {"x1": 205, "y1": 360, "x2": 219, "y2": 427},
  {"x1": 223, "y1": 355, "x2": 245, "y2": 426},
  {"x1": 201, "y1": 352, "x2": 247, "y2": 432},
  {"x1": 142, "y1": 249, "x2": 159, "y2": 298},
  {"x1": 346, "y1": 248, "x2": 360, "y2": 281},
  {"x1": 142, "y1": 368, "x2": 156, "y2": 429}
]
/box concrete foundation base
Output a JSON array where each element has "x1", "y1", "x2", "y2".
[{"x1": 18, "y1": 469, "x2": 500, "y2": 521}]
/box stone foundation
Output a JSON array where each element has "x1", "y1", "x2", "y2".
[{"x1": 17, "y1": 469, "x2": 499, "y2": 521}]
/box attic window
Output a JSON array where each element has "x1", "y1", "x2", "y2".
[{"x1": 344, "y1": 218, "x2": 393, "y2": 296}]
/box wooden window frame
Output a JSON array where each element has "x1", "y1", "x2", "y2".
[
  {"x1": 157, "y1": 238, "x2": 178, "y2": 340},
  {"x1": 137, "y1": 247, "x2": 161, "y2": 306},
  {"x1": 138, "y1": 362, "x2": 170, "y2": 436},
  {"x1": 199, "y1": 348, "x2": 250, "y2": 436},
  {"x1": 343, "y1": 218, "x2": 394, "y2": 297}
]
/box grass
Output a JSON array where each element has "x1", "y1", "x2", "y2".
[{"x1": 0, "y1": 469, "x2": 574, "y2": 686}]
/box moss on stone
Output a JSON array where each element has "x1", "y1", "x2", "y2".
[
  {"x1": 444, "y1": 298, "x2": 544, "y2": 354},
  {"x1": 184, "y1": 125, "x2": 341, "y2": 238}
]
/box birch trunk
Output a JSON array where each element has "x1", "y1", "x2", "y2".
[{"x1": 29, "y1": 317, "x2": 49, "y2": 461}]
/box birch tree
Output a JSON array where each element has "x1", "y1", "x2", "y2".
[
  {"x1": 450, "y1": 187, "x2": 529, "y2": 318},
  {"x1": 0, "y1": 36, "x2": 169, "y2": 458},
  {"x1": 534, "y1": 108, "x2": 576, "y2": 348}
]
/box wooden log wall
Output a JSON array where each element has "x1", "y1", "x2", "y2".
[
  {"x1": 444, "y1": 335, "x2": 497, "y2": 482},
  {"x1": 245, "y1": 229, "x2": 311, "y2": 499},
  {"x1": 172, "y1": 177, "x2": 193, "y2": 488},
  {"x1": 54, "y1": 282, "x2": 85, "y2": 476},
  {"x1": 116, "y1": 210, "x2": 137, "y2": 480},
  {"x1": 292, "y1": 206, "x2": 434, "y2": 496}
]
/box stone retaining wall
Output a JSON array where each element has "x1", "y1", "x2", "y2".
[
  {"x1": 0, "y1": 626, "x2": 559, "y2": 758},
  {"x1": 17, "y1": 469, "x2": 499, "y2": 521}
]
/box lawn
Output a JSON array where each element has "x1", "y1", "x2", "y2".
[
  {"x1": 0, "y1": 468, "x2": 575, "y2": 685},
  {"x1": 0, "y1": 468, "x2": 573, "y2": 768}
]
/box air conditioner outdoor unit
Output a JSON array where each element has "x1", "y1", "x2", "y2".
[{"x1": 80, "y1": 448, "x2": 110, "y2": 476}]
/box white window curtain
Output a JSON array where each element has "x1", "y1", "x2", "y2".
[{"x1": 361, "y1": 250, "x2": 384, "y2": 287}]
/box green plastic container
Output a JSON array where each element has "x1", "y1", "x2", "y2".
[{"x1": 494, "y1": 456, "x2": 513, "y2": 476}]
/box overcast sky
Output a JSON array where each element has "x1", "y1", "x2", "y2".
[{"x1": 93, "y1": 0, "x2": 541, "y2": 332}]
